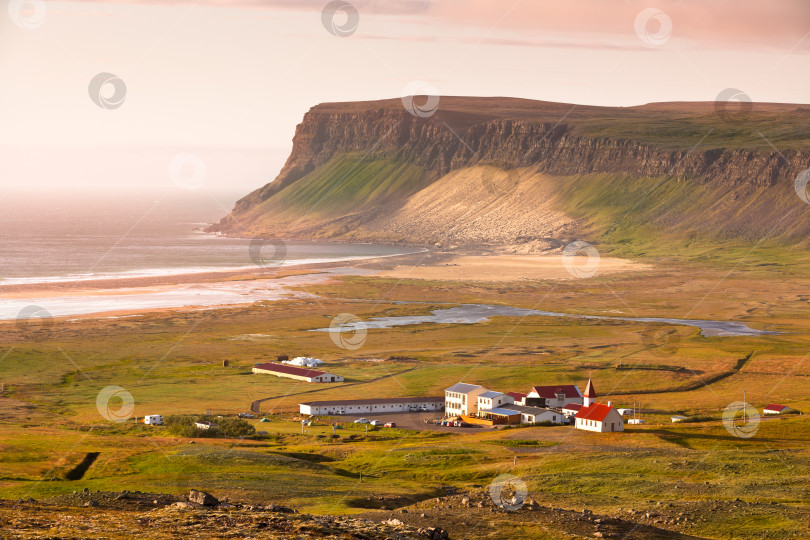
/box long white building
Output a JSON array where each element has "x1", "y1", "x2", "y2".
[
  {"x1": 253, "y1": 362, "x2": 343, "y2": 383},
  {"x1": 300, "y1": 397, "x2": 444, "y2": 416}
]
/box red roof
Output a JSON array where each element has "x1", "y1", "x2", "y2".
[
  {"x1": 507, "y1": 392, "x2": 527, "y2": 401},
  {"x1": 764, "y1": 403, "x2": 788, "y2": 411},
  {"x1": 254, "y1": 362, "x2": 328, "y2": 378},
  {"x1": 562, "y1": 403, "x2": 583, "y2": 411},
  {"x1": 584, "y1": 378, "x2": 596, "y2": 398},
  {"x1": 529, "y1": 385, "x2": 582, "y2": 400},
  {"x1": 574, "y1": 403, "x2": 616, "y2": 422}
]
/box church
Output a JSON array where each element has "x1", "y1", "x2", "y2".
[{"x1": 574, "y1": 379, "x2": 625, "y2": 433}]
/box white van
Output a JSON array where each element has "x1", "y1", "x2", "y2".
[{"x1": 144, "y1": 415, "x2": 164, "y2": 426}]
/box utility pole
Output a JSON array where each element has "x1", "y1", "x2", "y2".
[{"x1": 743, "y1": 390, "x2": 747, "y2": 423}]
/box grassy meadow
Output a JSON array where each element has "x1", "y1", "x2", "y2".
[{"x1": 1, "y1": 255, "x2": 809, "y2": 538}]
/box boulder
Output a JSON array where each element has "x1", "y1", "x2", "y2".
[
  {"x1": 264, "y1": 504, "x2": 296, "y2": 513},
  {"x1": 188, "y1": 489, "x2": 218, "y2": 507},
  {"x1": 426, "y1": 527, "x2": 450, "y2": 540}
]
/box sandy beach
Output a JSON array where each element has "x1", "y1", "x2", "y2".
[{"x1": 374, "y1": 254, "x2": 651, "y2": 282}]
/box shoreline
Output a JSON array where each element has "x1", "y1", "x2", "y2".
[
  {"x1": 0, "y1": 251, "x2": 428, "y2": 298},
  {"x1": 0, "y1": 251, "x2": 651, "y2": 322}
]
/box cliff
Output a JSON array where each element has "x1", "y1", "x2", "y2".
[{"x1": 212, "y1": 97, "x2": 810, "y2": 252}]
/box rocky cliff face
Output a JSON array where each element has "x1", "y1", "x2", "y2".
[{"x1": 216, "y1": 97, "x2": 809, "y2": 247}]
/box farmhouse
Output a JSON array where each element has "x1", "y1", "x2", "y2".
[
  {"x1": 763, "y1": 403, "x2": 793, "y2": 415},
  {"x1": 574, "y1": 403, "x2": 624, "y2": 432},
  {"x1": 501, "y1": 403, "x2": 563, "y2": 424},
  {"x1": 527, "y1": 384, "x2": 583, "y2": 408},
  {"x1": 445, "y1": 383, "x2": 489, "y2": 416},
  {"x1": 561, "y1": 403, "x2": 583, "y2": 418},
  {"x1": 299, "y1": 397, "x2": 444, "y2": 416},
  {"x1": 252, "y1": 362, "x2": 343, "y2": 383},
  {"x1": 477, "y1": 391, "x2": 515, "y2": 412}
]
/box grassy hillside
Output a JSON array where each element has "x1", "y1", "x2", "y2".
[
  {"x1": 236, "y1": 154, "x2": 426, "y2": 236},
  {"x1": 227, "y1": 149, "x2": 810, "y2": 263},
  {"x1": 551, "y1": 172, "x2": 810, "y2": 260}
]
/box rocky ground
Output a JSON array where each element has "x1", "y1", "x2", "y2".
[
  {"x1": 1, "y1": 490, "x2": 449, "y2": 540},
  {"x1": 359, "y1": 489, "x2": 708, "y2": 540},
  {"x1": 0, "y1": 488, "x2": 711, "y2": 540}
]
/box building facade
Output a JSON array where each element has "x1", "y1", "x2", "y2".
[
  {"x1": 444, "y1": 383, "x2": 489, "y2": 416},
  {"x1": 477, "y1": 391, "x2": 515, "y2": 413}
]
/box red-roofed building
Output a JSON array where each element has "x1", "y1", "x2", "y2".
[
  {"x1": 763, "y1": 403, "x2": 793, "y2": 415},
  {"x1": 526, "y1": 385, "x2": 582, "y2": 408},
  {"x1": 252, "y1": 362, "x2": 343, "y2": 383},
  {"x1": 561, "y1": 403, "x2": 583, "y2": 418},
  {"x1": 506, "y1": 392, "x2": 527, "y2": 405},
  {"x1": 574, "y1": 402, "x2": 624, "y2": 432}
]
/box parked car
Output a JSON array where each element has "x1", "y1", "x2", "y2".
[
  {"x1": 419, "y1": 406, "x2": 429, "y2": 411},
  {"x1": 384, "y1": 422, "x2": 397, "y2": 428},
  {"x1": 353, "y1": 418, "x2": 370, "y2": 424},
  {"x1": 370, "y1": 420, "x2": 381, "y2": 426},
  {"x1": 238, "y1": 412, "x2": 255, "y2": 419}
]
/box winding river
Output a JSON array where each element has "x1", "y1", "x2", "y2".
[{"x1": 312, "y1": 303, "x2": 779, "y2": 337}]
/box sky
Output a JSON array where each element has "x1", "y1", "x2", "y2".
[{"x1": 0, "y1": 0, "x2": 808, "y2": 195}]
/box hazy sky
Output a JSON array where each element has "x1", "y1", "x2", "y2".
[{"x1": 1, "y1": 0, "x2": 808, "y2": 194}]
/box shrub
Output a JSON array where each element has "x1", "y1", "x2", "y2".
[{"x1": 163, "y1": 415, "x2": 256, "y2": 439}]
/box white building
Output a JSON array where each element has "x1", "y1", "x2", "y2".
[
  {"x1": 299, "y1": 397, "x2": 444, "y2": 416},
  {"x1": 252, "y1": 362, "x2": 343, "y2": 383},
  {"x1": 194, "y1": 421, "x2": 217, "y2": 430},
  {"x1": 143, "y1": 415, "x2": 164, "y2": 426},
  {"x1": 444, "y1": 383, "x2": 489, "y2": 416},
  {"x1": 477, "y1": 391, "x2": 514, "y2": 413},
  {"x1": 501, "y1": 404, "x2": 563, "y2": 424},
  {"x1": 574, "y1": 403, "x2": 624, "y2": 433}
]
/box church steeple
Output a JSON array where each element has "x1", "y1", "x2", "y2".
[{"x1": 583, "y1": 378, "x2": 596, "y2": 407}]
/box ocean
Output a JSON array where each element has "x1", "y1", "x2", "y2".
[
  {"x1": 0, "y1": 191, "x2": 417, "y2": 285},
  {"x1": 0, "y1": 191, "x2": 420, "y2": 320}
]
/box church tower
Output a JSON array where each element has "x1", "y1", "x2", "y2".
[{"x1": 583, "y1": 378, "x2": 596, "y2": 407}]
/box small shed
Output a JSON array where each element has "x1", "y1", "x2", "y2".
[
  {"x1": 561, "y1": 403, "x2": 583, "y2": 417},
  {"x1": 763, "y1": 404, "x2": 792, "y2": 415}
]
